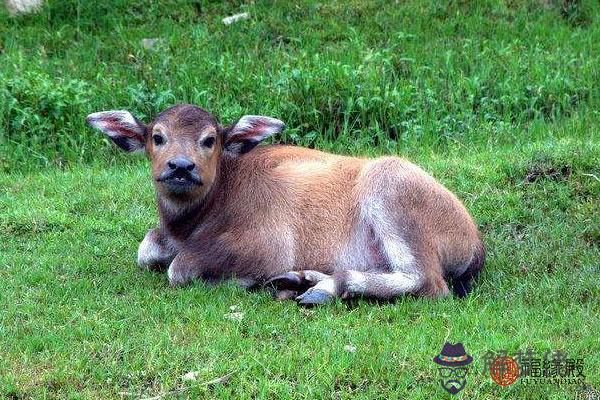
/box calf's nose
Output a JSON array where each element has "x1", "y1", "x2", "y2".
[{"x1": 167, "y1": 157, "x2": 196, "y2": 172}]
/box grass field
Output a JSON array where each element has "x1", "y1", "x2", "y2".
[{"x1": 1, "y1": 0, "x2": 599, "y2": 399}]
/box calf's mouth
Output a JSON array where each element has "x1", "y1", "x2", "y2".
[{"x1": 156, "y1": 169, "x2": 203, "y2": 193}]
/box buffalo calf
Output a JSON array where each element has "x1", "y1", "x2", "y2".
[{"x1": 87, "y1": 104, "x2": 484, "y2": 306}]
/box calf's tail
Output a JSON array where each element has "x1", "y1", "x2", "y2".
[{"x1": 451, "y1": 240, "x2": 486, "y2": 298}]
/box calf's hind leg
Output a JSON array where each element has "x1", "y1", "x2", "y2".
[
  {"x1": 337, "y1": 269, "x2": 449, "y2": 300},
  {"x1": 294, "y1": 270, "x2": 422, "y2": 306},
  {"x1": 296, "y1": 267, "x2": 449, "y2": 306}
]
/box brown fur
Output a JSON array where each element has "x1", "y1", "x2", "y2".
[{"x1": 87, "y1": 104, "x2": 485, "y2": 304}]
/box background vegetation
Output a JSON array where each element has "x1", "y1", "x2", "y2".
[{"x1": 0, "y1": 0, "x2": 598, "y2": 399}]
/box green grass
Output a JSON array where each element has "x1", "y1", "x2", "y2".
[
  {"x1": 1, "y1": 0, "x2": 599, "y2": 399},
  {"x1": 1, "y1": 0, "x2": 599, "y2": 168}
]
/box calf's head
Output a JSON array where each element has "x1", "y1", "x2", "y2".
[{"x1": 87, "y1": 104, "x2": 285, "y2": 201}]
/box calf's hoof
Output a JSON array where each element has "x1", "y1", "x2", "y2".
[
  {"x1": 265, "y1": 272, "x2": 306, "y2": 291},
  {"x1": 296, "y1": 289, "x2": 334, "y2": 307}
]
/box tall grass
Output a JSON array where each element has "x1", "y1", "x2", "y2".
[{"x1": 0, "y1": 0, "x2": 599, "y2": 170}]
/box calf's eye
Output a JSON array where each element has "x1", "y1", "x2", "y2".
[
  {"x1": 153, "y1": 134, "x2": 164, "y2": 146},
  {"x1": 202, "y1": 137, "x2": 215, "y2": 148}
]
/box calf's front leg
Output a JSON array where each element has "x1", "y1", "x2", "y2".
[
  {"x1": 137, "y1": 228, "x2": 177, "y2": 272},
  {"x1": 167, "y1": 251, "x2": 199, "y2": 286},
  {"x1": 167, "y1": 232, "x2": 291, "y2": 288},
  {"x1": 167, "y1": 247, "x2": 264, "y2": 289},
  {"x1": 168, "y1": 250, "x2": 246, "y2": 287}
]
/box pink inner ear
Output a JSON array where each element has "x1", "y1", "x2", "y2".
[
  {"x1": 231, "y1": 130, "x2": 262, "y2": 142},
  {"x1": 107, "y1": 121, "x2": 142, "y2": 138},
  {"x1": 90, "y1": 114, "x2": 144, "y2": 139},
  {"x1": 228, "y1": 119, "x2": 275, "y2": 142}
]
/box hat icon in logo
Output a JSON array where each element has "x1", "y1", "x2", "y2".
[
  {"x1": 433, "y1": 342, "x2": 473, "y2": 395},
  {"x1": 433, "y1": 342, "x2": 473, "y2": 367}
]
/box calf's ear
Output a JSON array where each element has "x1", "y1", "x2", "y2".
[
  {"x1": 224, "y1": 115, "x2": 285, "y2": 156},
  {"x1": 86, "y1": 110, "x2": 146, "y2": 152}
]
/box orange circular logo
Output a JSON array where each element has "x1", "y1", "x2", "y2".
[{"x1": 489, "y1": 356, "x2": 519, "y2": 387}]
